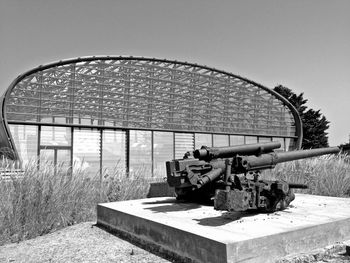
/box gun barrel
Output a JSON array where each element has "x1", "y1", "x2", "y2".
[
  {"x1": 194, "y1": 141, "x2": 281, "y2": 160},
  {"x1": 289, "y1": 183, "x2": 308, "y2": 189},
  {"x1": 239, "y1": 146, "x2": 340, "y2": 172},
  {"x1": 276, "y1": 147, "x2": 340, "y2": 163}
]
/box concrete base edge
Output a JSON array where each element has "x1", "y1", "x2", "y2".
[
  {"x1": 97, "y1": 195, "x2": 350, "y2": 263},
  {"x1": 96, "y1": 219, "x2": 194, "y2": 263}
]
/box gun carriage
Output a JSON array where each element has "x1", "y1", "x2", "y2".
[{"x1": 166, "y1": 142, "x2": 340, "y2": 213}]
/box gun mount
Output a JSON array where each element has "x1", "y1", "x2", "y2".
[{"x1": 166, "y1": 142, "x2": 340, "y2": 213}]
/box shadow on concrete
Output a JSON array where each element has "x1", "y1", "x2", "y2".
[
  {"x1": 194, "y1": 211, "x2": 258, "y2": 227},
  {"x1": 194, "y1": 207, "x2": 295, "y2": 226},
  {"x1": 143, "y1": 199, "x2": 206, "y2": 213}
]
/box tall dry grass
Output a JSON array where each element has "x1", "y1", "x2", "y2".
[
  {"x1": 1, "y1": 154, "x2": 349, "y2": 245},
  {"x1": 0, "y1": 158, "x2": 158, "y2": 245},
  {"x1": 261, "y1": 154, "x2": 350, "y2": 197}
]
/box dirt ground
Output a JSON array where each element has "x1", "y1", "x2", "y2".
[
  {"x1": 0, "y1": 222, "x2": 349, "y2": 263},
  {"x1": 0, "y1": 222, "x2": 171, "y2": 263},
  {"x1": 276, "y1": 243, "x2": 350, "y2": 263}
]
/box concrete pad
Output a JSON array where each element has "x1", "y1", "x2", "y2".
[{"x1": 97, "y1": 194, "x2": 350, "y2": 263}]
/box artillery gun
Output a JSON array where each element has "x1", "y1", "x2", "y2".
[{"x1": 166, "y1": 142, "x2": 340, "y2": 213}]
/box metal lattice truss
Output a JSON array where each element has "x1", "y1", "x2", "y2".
[{"x1": 4, "y1": 57, "x2": 299, "y2": 137}]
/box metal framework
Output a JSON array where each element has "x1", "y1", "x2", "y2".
[{"x1": 0, "y1": 56, "x2": 302, "y2": 162}]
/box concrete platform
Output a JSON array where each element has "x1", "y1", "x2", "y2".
[{"x1": 97, "y1": 194, "x2": 350, "y2": 263}]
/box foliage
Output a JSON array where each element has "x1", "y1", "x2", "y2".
[
  {"x1": 274, "y1": 85, "x2": 308, "y2": 115},
  {"x1": 274, "y1": 85, "x2": 330, "y2": 148},
  {"x1": 302, "y1": 109, "x2": 330, "y2": 148}
]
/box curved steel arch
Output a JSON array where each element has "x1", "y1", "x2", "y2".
[{"x1": 0, "y1": 56, "x2": 302, "y2": 160}]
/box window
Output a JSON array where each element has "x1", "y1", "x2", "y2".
[
  {"x1": 245, "y1": 136, "x2": 258, "y2": 144},
  {"x1": 9, "y1": 124, "x2": 38, "y2": 165},
  {"x1": 73, "y1": 128, "x2": 101, "y2": 175},
  {"x1": 285, "y1": 138, "x2": 293, "y2": 151},
  {"x1": 38, "y1": 126, "x2": 72, "y2": 171},
  {"x1": 153, "y1": 132, "x2": 173, "y2": 178},
  {"x1": 213, "y1": 134, "x2": 229, "y2": 147},
  {"x1": 195, "y1": 133, "x2": 212, "y2": 149},
  {"x1": 258, "y1": 137, "x2": 272, "y2": 143},
  {"x1": 102, "y1": 130, "x2": 126, "y2": 177},
  {"x1": 40, "y1": 126, "x2": 71, "y2": 146},
  {"x1": 129, "y1": 130, "x2": 152, "y2": 176},
  {"x1": 230, "y1": 135, "x2": 245, "y2": 146},
  {"x1": 174, "y1": 133, "x2": 194, "y2": 159}
]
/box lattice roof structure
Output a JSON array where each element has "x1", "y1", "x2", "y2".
[{"x1": 0, "y1": 56, "x2": 302, "y2": 160}]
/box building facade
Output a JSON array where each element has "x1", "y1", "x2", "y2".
[{"x1": 0, "y1": 56, "x2": 302, "y2": 177}]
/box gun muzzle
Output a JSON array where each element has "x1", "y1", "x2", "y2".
[{"x1": 197, "y1": 168, "x2": 223, "y2": 188}]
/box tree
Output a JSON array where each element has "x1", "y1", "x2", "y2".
[{"x1": 273, "y1": 85, "x2": 330, "y2": 148}]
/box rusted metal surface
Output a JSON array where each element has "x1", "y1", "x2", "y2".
[{"x1": 166, "y1": 142, "x2": 340, "y2": 213}]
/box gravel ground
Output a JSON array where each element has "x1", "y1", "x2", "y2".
[
  {"x1": 277, "y1": 242, "x2": 350, "y2": 263},
  {"x1": 0, "y1": 222, "x2": 349, "y2": 263},
  {"x1": 0, "y1": 222, "x2": 171, "y2": 263}
]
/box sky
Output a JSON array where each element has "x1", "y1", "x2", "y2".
[{"x1": 0, "y1": 0, "x2": 349, "y2": 146}]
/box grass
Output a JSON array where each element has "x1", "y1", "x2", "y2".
[
  {"x1": 0, "y1": 158, "x2": 161, "y2": 245},
  {"x1": 0, "y1": 153, "x2": 349, "y2": 246},
  {"x1": 261, "y1": 153, "x2": 350, "y2": 197}
]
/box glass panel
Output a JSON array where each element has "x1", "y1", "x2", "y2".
[
  {"x1": 40, "y1": 116, "x2": 53, "y2": 123},
  {"x1": 273, "y1": 137, "x2": 285, "y2": 151},
  {"x1": 41, "y1": 126, "x2": 71, "y2": 146},
  {"x1": 285, "y1": 138, "x2": 292, "y2": 151},
  {"x1": 40, "y1": 149, "x2": 71, "y2": 169},
  {"x1": 40, "y1": 149, "x2": 54, "y2": 167},
  {"x1": 245, "y1": 136, "x2": 258, "y2": 144},
  {"x1": 73, "y1": 128, "x2": 101, "y2": 175},
  {"x1": 102, "y1": 130, "x2": 126, "y2": 177},
  {"x1": 213, "y1": 134, "x2": 229, "y2": 147},
  {"x1": 258, "y1": 137, "x2": 272, "y2": 143},
  {"x1": 285, "y1": 138, "x2": 298, "y2": 151},
  {"x1": 195, "y1": 133, "x2": 212, "y2": 149},
  {"x1": 229, "y1": 135, "x2": 244, "y2": 146},
  {"x1": 129, "y1": 130, "x2": 152, "y2": 176},
  {"x1": 153, "y1": 132, "x2": 173, "y2": 178},
  {"x1": 57, "y1": 149, "x2": 71, "y2": 171},
  {"x1": 174, "y1": 133, "x2": 194, "y2": 159},
  {"x1": 9, "y1": 124, "x2": 38, "y2": 165},
  {"x1": 54, "y1": 117, "x2": 68, "y2": 124}
]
